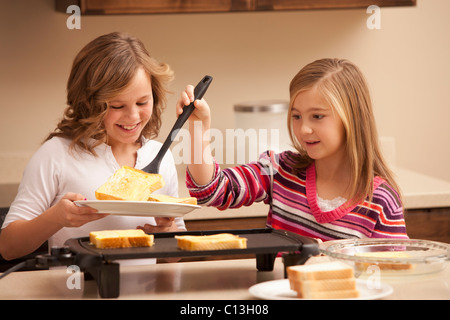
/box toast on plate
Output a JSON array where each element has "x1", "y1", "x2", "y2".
[
  {"x1": 287, "y1": 261, "x2": 359, "y2": 299},
  {"x1": 95, "y1": 166, "x2": 164, "y2": 201}
]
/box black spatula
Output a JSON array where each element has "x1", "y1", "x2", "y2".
[{"x1": 142, "y1": 75, "x2": 213, "y2": 173}]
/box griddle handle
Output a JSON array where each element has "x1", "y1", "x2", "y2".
[
  {"x1": 273, "y1": 229, "x2": 321, "y2": 249},
  {"x1": 275, "y1": 229, "x2": 321, "y2": 278}
]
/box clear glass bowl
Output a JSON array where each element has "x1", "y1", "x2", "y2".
[{"x1": 319, "y1": 238, "x2": 450, "y2": 278}]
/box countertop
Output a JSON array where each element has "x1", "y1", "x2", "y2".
[
  {"x1": 1, "y1": 166, "x2": 450, "y2": 221},
  {"x1": 182, "y1": 166, "x2": 450, "y2": 220},
  {"x1": 0, "y1": 256, "x2": 448, "y2": 300}
]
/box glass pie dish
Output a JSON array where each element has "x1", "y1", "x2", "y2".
[{"x1": 319, "y1": 238, "x2": 450, "y2": 278}]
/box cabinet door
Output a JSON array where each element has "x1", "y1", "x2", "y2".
[
  {"x1": 255, "y1": 0, "x2": 416, "y2": 11},
  {"x1": 56, "y1": 0, "x2": 416, "y2": 14},
  {"x1": 78, "y1": 0, "x2": 253, "y2": 14}
]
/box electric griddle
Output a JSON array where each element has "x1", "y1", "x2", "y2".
[{"x1": 34, "y1": 228, "x2": 320, "y2": 298}]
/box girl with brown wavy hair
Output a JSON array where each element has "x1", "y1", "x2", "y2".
[{"x1": 0, "y1": 32, "x2": 184, "y2": 260}]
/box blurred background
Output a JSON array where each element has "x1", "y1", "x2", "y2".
[{"x1": 0, "y1": 0, "x2": 449, "y2": 192}]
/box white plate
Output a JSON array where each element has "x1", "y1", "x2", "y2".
[
  {"x1": 249, "y1": 279, "x2": 393, "y2": 300},
  {"x1": 74, "y1": 200, "x2": 200, "y2": 217}
]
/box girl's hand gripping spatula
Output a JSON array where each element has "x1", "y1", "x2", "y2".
[{"x1": 142, "y1": 75, "x2": 213, "y2": 174}]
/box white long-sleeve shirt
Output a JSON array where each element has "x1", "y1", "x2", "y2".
[{"x1": 2, "y1": 136, "x2": 185, "y2": 248}]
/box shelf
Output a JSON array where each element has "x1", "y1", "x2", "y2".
[{"x1": 56, "y1": 0, "x2": 416, "y2": 15}]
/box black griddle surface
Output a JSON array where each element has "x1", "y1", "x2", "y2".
[{"x1": 66, "y1": 228, "x2": 317, "y2": 261}]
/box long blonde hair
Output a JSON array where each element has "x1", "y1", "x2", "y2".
[
  {"x1": 287, "y1": 58, "x2": 401, "y2": 205},
  {"x1": 45, "y1": 32, "x2": 174, "y2": 155}
]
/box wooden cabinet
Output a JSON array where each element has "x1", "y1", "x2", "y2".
[
  {"x1": 185, "y1": 207, "x2": 450, "y2": 244},
  {"x1": 56, "y1": 0, "x2": 416, "y2": 15},
  {"x1": 404, "y1": 208, "x2": 450, "y2": 244}
]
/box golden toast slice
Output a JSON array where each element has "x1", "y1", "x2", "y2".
[
  {"x1": 287, "y1": 261, "x2": 359, "y2": 299},
  {"x1": 175, "y1": 233, "x2": 247, "y2": 251},
  {"x1": 354, "y1": 251, "x2": 413, "y2": 270},
  {"x1": 95, "y1": 166, "x2": 164, "y2": 201},
  {"x1": 89, "y1": 229, "x2": 154, "y2": 249},
  {"x1": 147, "y1": 194, "x2": 197, "y2": 205}
]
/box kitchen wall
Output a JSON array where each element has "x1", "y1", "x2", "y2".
[{"x1": 1, "y1": 0, "x2": 449, "y2": 192}]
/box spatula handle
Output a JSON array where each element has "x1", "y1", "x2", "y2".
[
  {"x1": 142, "y1": 75, "x2": 213, "y2": 173},
  {"x1": 174, "y1": 75, "x2": 213, "y2": 127}
]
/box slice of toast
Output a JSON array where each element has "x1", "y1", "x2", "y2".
[
  {"x1": 287, "y1": 261, "x2": 359, "y2": 299},
  {"x1": 89, "y1": 229, "x2": 154, "y2": 249},
  {"x1": 287, "y1": 261, "x2": 354, "y2": 281},
  {"x1": 175, "y1": 233, "x2": 247, "y2": 251},
  {"x1": 298, "y1": 289, "x2": 360, "y2": 299},
  {"x1": 147, "y1": 194, "x2": 197, "y2": 205},
  {"x1": 354, "y1": 251, "x2": 413, "y2": 270},
  {"x1": 95, "y1": 166, "x2": 164, "y2": 201},
  {"x1": 291, "y1": 278, "x2": 357, "y2": 297}
]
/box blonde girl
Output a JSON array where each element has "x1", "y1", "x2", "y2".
[
  {"x1": 180, "y1": 58, "x2": 407, "y2": 241},
  {"x1": 0, "y1": 32, "x2": 184, "y2": 260}
]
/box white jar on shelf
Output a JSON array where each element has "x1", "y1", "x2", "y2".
[{"x1": 233, "y1": 100, "x2": 293, "y2": 164}]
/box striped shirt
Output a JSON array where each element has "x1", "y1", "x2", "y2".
[{"x1": 186, "y1": 150, "x2": 408, "y2": 241}]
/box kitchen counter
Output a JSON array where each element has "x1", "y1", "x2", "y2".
[
  {"x1": 182, "y1": 166, "x2": 450, "y2": 220},
  {"x1": 1, "y1": 166, "x2": 450, "y2": 221},
  {"x1": 395, "y1": 167, "x2": 450, "y2": 209},
  {"x1": 0, "y1": 256, "x2": 448, "y2": 300}
]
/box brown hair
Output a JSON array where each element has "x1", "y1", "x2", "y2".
[
  {"x1": 287, "y1": 58, "x2": 401, "y2": 205},
  {"x1": 45, "y1": 32, "x2": 174, "y2": 154}
]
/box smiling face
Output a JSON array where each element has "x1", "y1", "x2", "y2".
[
  {"x1": 103, "y1": 68, "x2": 153, "y2": 147},
  {"x1": 291, "y1": 87, "x2": 346, "y2": 164}
]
